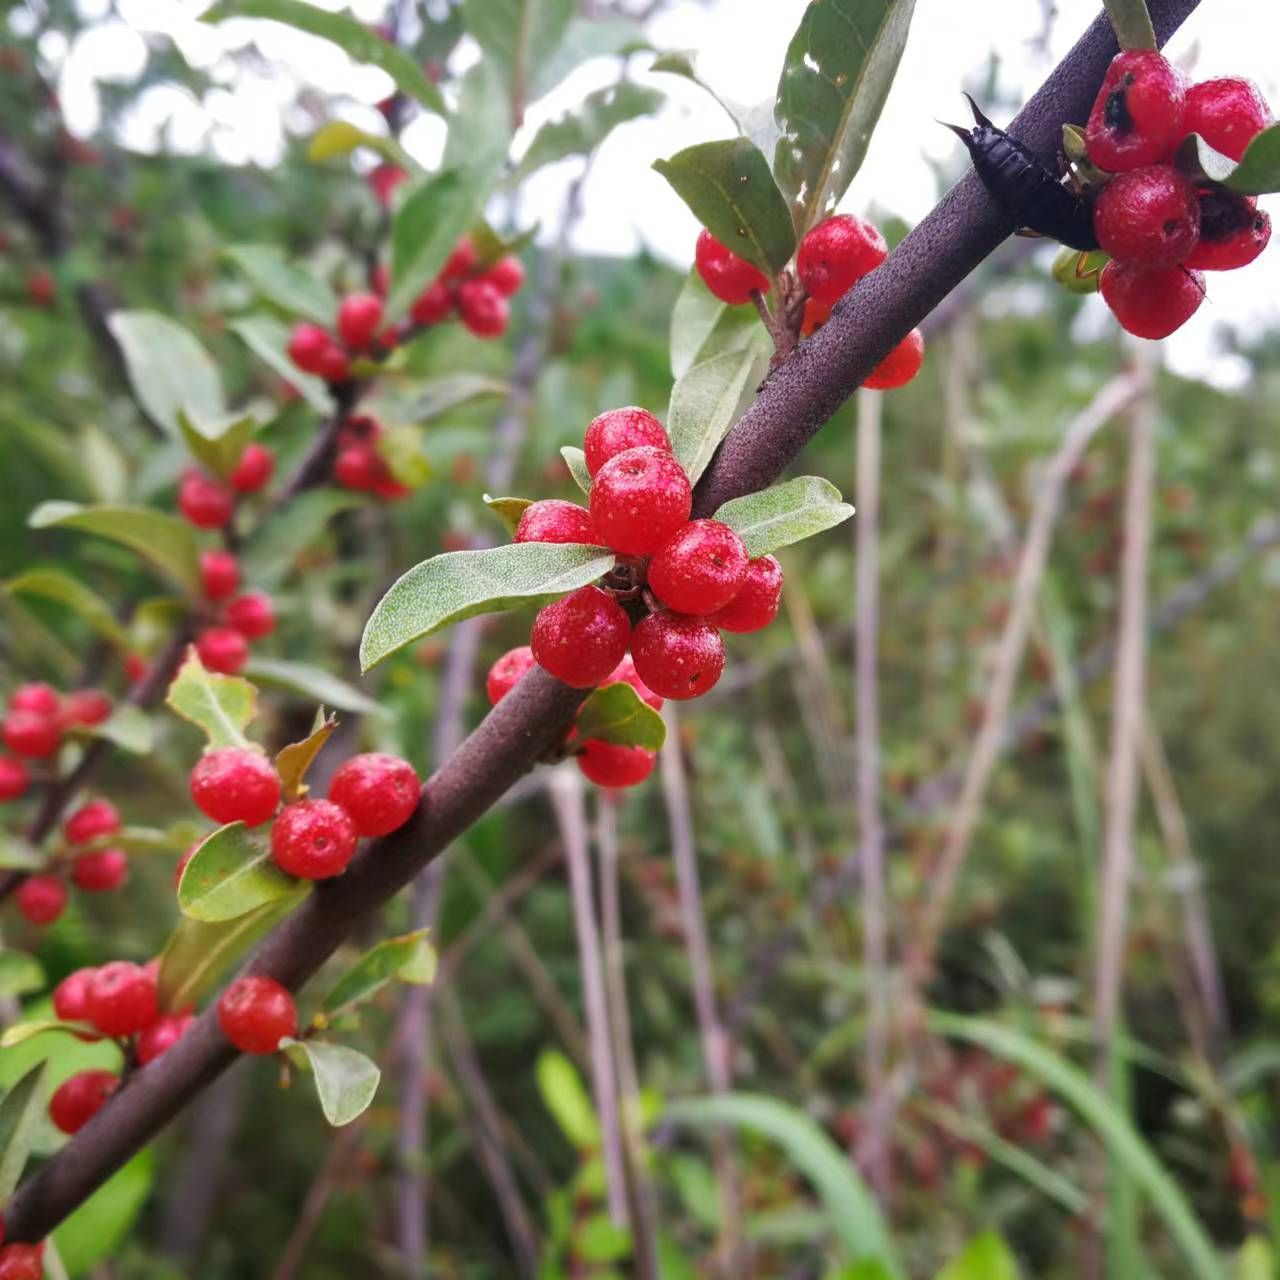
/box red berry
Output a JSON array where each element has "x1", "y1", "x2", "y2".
[
  {"x1": 648, "y1": 520, "x2": 749, "y2": 616},
  {"x1": 64, "y1": 798, "x2": 121, "y2": 845},
  {"x1": 62, "y1": 689, "x2": 112, "y2": 727},
  {"x1": 271, "y1": 799, "x2": 359, "y2": 879},
  {"x1": 26, "y1": 269, "x2": 54, "y2": 306},
  {"x1": 1185, "y1": 189, "x2": 1271, "y2": 270},
  {"x1": 864, "y1": 328, "x2": 925, "y2": 390},
  {"x1": 2, "y1": 710, "x2": 61, "y2": 759},
  {"x1": 48, "y1": 1070, "x2": 117, "y2": 1135},
  {"x1": 601, "y1": 654, "x2": 663, "y2": 710},
  {"x1": 531, "y1": 586, "x2": 631, "y2": 688},
  {"x1": 441, "y1": 236, "x2": 477, "y2": 280},
  {"x1": 457, "y1": 280, "x2": 509, "y2": 337},
  {"x1": 1093, "y1": 166, "x2": 1200, "y2": 267},
  {"x1": 124, "y1": 652, "x2": 149, "y2": 684},
  {"x1": 1183, "y1": 77, "x2": 1271, "y2": 161},
  {"x1": 577, "y1": 740, "x2": 656, "y2": 789},
  {"x1": 328, "y1": 753, "x2": 421, "y2": 837},
  {"x1": 801, "y1": 297, "x2": 832, "y2": 336},
  {"x1": 583, "y1": 407, "x2": 670, "y2": 477},
  {"x1": 1099, "y1": 260, "x2": 1205, "y2": 338},
  {"x1": 0, "y1": 756, "x2": 30, "y2": 802},
  {"x1": 631, "y1": 612, "x2": 725, "y2": 701},
  {"x1": 196, "y1": 627, "x2": 249, "y2": 676},
  {"x1": 317, "y1": 345, "x2": 352, "y2": 384},
  {"x1": 486, "y1": 646, "x2": 535, "y2": 705},
  {"x1": 218, "y1": 975, "x2": 297, "y2": 1055},
  {"x1": 229, "y1": 443, "x2": 275, "y2": 494},
  {"x1": 52, "y1": 967, "x2": 96, "y2": 1022},
  {"x1": 410, "y1": 280, "x2": 454, "y2": 326},
  {"x1": 10, "y1": 683, "x2": 60, "y2": 715},
  {"x1": 1085, "y1": 50, "x2": 1187, "y2": 172},
  {"x1": 589, "y1": 447, "x2": 692, "y2": 556},
  {"x1": 16, "y1": 875, "x2": 66, "y2": 925},
  {"x1": 372, "y1": 262, "x2": 389, "y2": 295},
  {"x1": 711, "y1": 554, "x2": 783, "y2": 633},
  {"x1": 368, "y1": 163, "x2": 408, "y2": 206},
  {"x1": 514, "y1": 500, "x2": 598, "y2": 545},
  {"x1": 372, "y1": 472, "x2": 410, "y2": 501},
  {"x1": 796, "y1": 213, "x2": 888, "y2": 305},
  {"x1": 189, "y1": 748, "x2": 281, "y2": 827},
  {"x1": 86, "y1": 960, "x2": 158, "y2": 1037},
  {"x1": 71, "y1": 849, "x2": 129, "y2": 892},
  {"x1": 225, "y1": 591, "x2": 275, "y2": 639},
  {"x1": 287, "y1": 323, "x2": 333, "y2": 375},
  {"x1": 200, "y1": 549, "x2": 240, "y2": 601},
  {"x1": 179, "y1": 471, "x2": 235, "y2": 529},
  {"x1": 334, "y1": 445, "x2": 380, "y2": 491},
  {"x1": 136, "y1": 1012, "x2": 194, "y2": 1065},
  {"x1": 0, "y1": 1244, "x2": 45, "y2": 1280},
  {"x1": 694, "y1": 229, "x2": 770, "y2": 305},
  {"x1": 337, "y1": 292, "x2": 384, "y2": 352},
  {"x1": 481, "y1": 255, "x2": 525, "y2": 296}
]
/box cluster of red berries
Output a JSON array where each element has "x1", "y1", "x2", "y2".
[
  {"x1": 332, "y1": 414, "x2": 409, "y2": 500},
  {"x1": 1083, "y1": 54, "x2": 1273, "y2": 338},
  {"x1": 485, "y1": 407, "x2": 785, "y2": 788},
  {"x1": 694, "y1": 214, "x2": 925, "y2": 390},
  {"x1": 177, "y1": 442, "x2": 275, "y2": 535},
  {"x1": 187, "y1": 748, "x2": 420, "y2": 880},
  {"x1": 0, "y1": 1238, "x2": 44, "y2": 1279},
  {"x1": 193, "y1": 550, "x2": 276, "y2": 676},
  {"x1": 1, "y1": 682, "x2": 112, "y2": 796}
]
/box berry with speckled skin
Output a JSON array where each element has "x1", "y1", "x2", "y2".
[
  {"x1": 137, "y1": 1013, "x2": 194, "y2": 1065},
  {"x1": 329, "y1": 753, "x2": 420, "y2": 837},
  {"x1": 179, "y1": 471, "x2": 235, "y2": 529},
  {"x1": 649, "y1": 520, "x2": 749, "y2": 616},
  {"x1": 2, "y1": 710, "x2": 60, "y2": 759},
  {"x1": 602, "y1": 654, "x2": 663, "y2": 710},
  {"x1": 287, "y1": 323, "x2": 332, "y2": 374},
  {"x1": 201, "y1": 550, "x2": 240, "y2": 601},
  {"x1": 1183, "y1": 77, "x2": 1271, "y2": 161},
  {"x1": 1085, "y1": 50, "x2": 1186, "y2": 172},
  {"x1": 230, "y1": 443, "x2": 274, "y2": 494},
  {"x1": 583, "y1": 407, "x2": 670, "y2": 477},
  {"x1": 797, "y1": 214, "x2": 887, "y2": 304},
  {"x1": 64, "y1": 798, "x2": 120, "y2": 845},
  {"x1": 53, "y1": 968, "x2": 96, "y2": 1023},
  {"x1": 410, "y1": 281, "x2": 453, "y2": 325},
  {"x1": 589, "y1": 447, "x2": 692, "y2": 556},
  {"x1": 631, "y1": 612, "x2": 725, "y2": 701},
  {"x1": 458, "y1": 280, "x2": 509, "y2": 337},
  {"x1": 317, "y1": 345, "x2": 352, "y2": 384},
  {"x1": 196, "y1": 627, "x2": 249, "y2": 675},
  {"x1": 712, "y1": 555, "x2": 783, "y2": 633},
  {"x1": 337, "y1": 292, "x2": 384, "y2": 351},
  {"x1": 62, "y1": 689, "x2": 112, "y2": 727},
  {"x1": 0, "y1": 1244, "x2": 45, "y2": 1280},
  {"x1": 218, "y1": 976, "x2": 297, "y2": 1054},
  {"x1": 49, "y1": 1070, "x2": 117, "y2": 1134},
  {"x1": 225, "y1": 591, "x2": 276, "y2": 639},
  {"x1": 577, "y1": 740, "x2": 656, "y2": 788},
  {"x1": 531, "y1": 586, "x2": 631, "y2": 688},
  {"x1": 1186, "y1": 189, "x2": 1271, "y2": 270},
  {"x1": 514, "y1": 500, "x2": 598, "y2": 545},
  {"x1": 0, "y1": 757, "x2": 29, "y2": 802},
  {"x1": 486, "y1": 647, "x2": 536, "y2": 705},
  {"x1": 16, "y1": 875, "x2": 66, "y2": 925},
  {"x1": 1099, "y1": 260, "x2": 1205, "y2": 338},
  {"x1": 271, "y1": 799, "x2": 359, "y2": 879},
  {"x1": 442, "y1": 237, "x2": 477, "y2": 281},
  {"x1": 694, "y1": 229, "x2": 770, "y2": 305},
  {"x1": 189, "y1": 748, "x2": 281, "y2": 827},
  {"x1": 71, "y1": 849, "x2": 129, "y2": 892},
  {"x1": 1093, "y1": 166, "x2": 1200, "y2": 266},
  {"x1": 86, "y1": 961, "x2": 158, "y2": 1037},
  {"x1": 10, "y1": 684, "x2": 59, "y2": 715},
  {"x1": 864, "y1": 328, "x2": 925, "y2": 390},
  {"x1": 481, "y1": 255, "x2": 525, "y2": 296}
]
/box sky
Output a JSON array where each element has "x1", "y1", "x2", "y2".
[{"x1": 12, "y1": 0, "x2": 1280, "y2": 388}]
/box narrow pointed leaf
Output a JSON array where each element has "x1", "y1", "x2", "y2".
[
  {"x1": 387, "y1": 169, "x2": 479, "y2": 324},
  {"x1": 1, "y1": 1021, "x2": 96, "y2": 1048},
  {"x1": 409, "y1": 374, "x2": 509, "y2": 422},
  {"x1": 6, "y1": 568, "x2": 130, "y2": 649},
  {"x1": 244, "y1": 658, "x2": 383, "y2": 716},
  {"x1": 223, "y1": 244, "x2": 337, "y2": 326},
  {"x1": 575, "y1": 683, "x2": 665, "y2": 751},
  {"x1": 561, "y1": 446, "x2": 592, "y2": 494},
  {"x1": 0, "y1": 952, "x2": 45, "y2": 999},
  {"x1": 651, "y1": 52, "x2": 781, "y2": 158},
  {"x1": 1225, "y1": 123, "x2": 1280, "y2": 195},
  {"x1": 284, "y1": 1039, "x2": 381, "y2": 1126},
  {"x1": 243, "y1": 489, "x2": 362, "y2": 588},
  {"x1": 461, "y1": 0, "x2": 576, "y2": 102},
  {"x1": 484, "y1": 495, "x2": 533, "y2": 534},
  {"x1": 178, "y1": 823, "x2": 298, "y2": 923},
  {"x1": 1102, "y1": 0, "x2": 1157, "y2": 49},
  {"x1": 107, "y1": 311, "x2": 225, "y2": 438},
  {"x1": 69, "y1": 705, "x2": 155, "y2": 755},
  {"x1": 320, "y1": 929, "x2": 436, "y2": 1020},
  {"x1": 166, "y1": 650, "x2": 259, "y2": 750},
  {"x1": 307, "y1": 120, "x2": 408, "y2": 167},
  {"x1": 228, "y1": 316, "x2": 332, "y2": 412},
  {"x1": 0, "y1": 1063, "x2": 49, "y2": 1200},
  {"x1": 537, "y1": 1049, "x2": 600, "y2": 1147},
  {"x1": 275, "y1": 713, "x2": 338, "y2": 803},
  {"x1": 515, "y1": 82, "x2": 663, "y2": 180},
  {"x1": 178, "y1": 409, "x2": 257, "y2": 482},
  {"x1": 714, "y1": 476, "x2": 854, "y2": 558}
]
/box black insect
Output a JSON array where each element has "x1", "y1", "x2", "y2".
[{"x1": 945, "y1": 94, "x2": 1100, "y2": 252}]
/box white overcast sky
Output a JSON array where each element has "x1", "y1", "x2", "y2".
[{"x1": 14, "y1": 0, "x2": 1280, "y2": 387}]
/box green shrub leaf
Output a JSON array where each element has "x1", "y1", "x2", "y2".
[
  {"x1": 0, "y1": 952, "x2": 44, "y2": 999},
  {"x1": 244, "y1": 658, "x2": 383, "y2": 717},
  {"x1": 223, "y1": 244, "x2": 338, "y2": 326},
  {"x1": 560, "y1": 446, "x2": 592, "y2": 494},
  {"x1": 284, "y1": 1039, "x2": 381, "y2": 1126},
  {"x1": 178, "y1": 823, "x2": 299, "y2": 923},
  {"x1": 0, "y1": 1063, "x2": 49, "y2": 1200},
  {"x1": 537, "y1": 1049, "x2": 599, "y2": 1148},
  {"x1": 166, "y1": 650, "x2": 259, "y2": 750},
  {"x1": 275, "y1": 712, "x2": 338, "y2": 804},
  {"x1": 714, "y1": 476, "x2": 854, "y2": 558},
  {"x1": 1225, "y1": 123, "x2": 1280, "y2": 195},
  {"x1": 936, "y1": 1232, "x2": 1020, "y2": 1280},
  {"x1": 320, "y1": 929, "x2": 436, "y2": 1022},
  {"x1": 1102, "y1": 0, "x2": 1157, "y2": 49},
  {"x1": 5, "y1": 568, "x2": 130, "y2": 650},
  {"x1": 516, "y1": 82, "x2": 663, "y2": 180},
  {"x1": 575, "y1": 683, "x2": 666, "y2": 751},
  {"x1": 228, "y1": 316, "x2": 332, "y2": 411},
  {"x1": 484, "y1": 495, "x2": 533, "y2": 534}
]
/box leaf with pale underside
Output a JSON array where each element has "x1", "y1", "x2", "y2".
[
  {"x1": 484, "y1": 495, "x2": 533, "y2": 534},
  {"x1": 283, "y1": 1038, "x2": 381, "y2": 1126},
  {"x1": 178, "y1": 823, "x2": 301, "y2": 923},
  {"x1": 714, "y1": 476, "x2": 854, "y2": 559},
  {"x1": 166, "y1": 650, "x2": 259, "y2": 751},
  {"x1": 319, "y1": 929, "x2": 436, "y2": 1022},
  {"x1": 561, "y1": 446, "x2": 592, "y2": 494}
]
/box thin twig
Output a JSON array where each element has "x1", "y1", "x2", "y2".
[{"x1": 271, "y1": 1121, "x2": 365, "y2": 1280}]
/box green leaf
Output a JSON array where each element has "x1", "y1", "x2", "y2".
[
  {"x1": 361, "y1": 542, "x2": 615, "y2": 671},
  {"x1": 79, "y1": 425, "x2": 129, "y2": 504},
  {"x1": 275, "y1": 713, "x2": 338, "y2": 803},
  {"x1": 669, "y1": 269, "x2": 758, "y2": 381},
  {"x1": 1051, "y1": 247, "x2": 1107, "y2": 295},
  {"x1": 0, "y1": 951, "x2": 45, "y2": 999},
  {"x1": 1236, "y1": 1237, "x2": 1274, "y2": 1280},
  {"x1": 650, "y1": 52, "x2": 776, "y2": 155},
  {"x1": 178, "y1": 409, "x2": 257, "y2": 483},
  {"x1": 933, "y1": 1014, "x2": 1226, "y2": 1280},
  {"x1": 462, "y1": 0, "x2": 576, "y2": 103},
  {"x1": 283, "y1": 1039, "x2": 381, "y2": 1126},
  {"x1": 223, "y1": 244, "x2": 338, "y2": 327},
  {"x1": 0, "y1": 834, "x2": 43, "y2": 871},
  {"x1": 409, "y1": 374, "x2": 509, "y2": 422},
  {"x1": 243, "y1": 489, "x2": 362, "y2": 588},
  {"x1": 387, "y1": 170, "x2": 481, "y2": 324},
  {"x1": 1102, "y1": 0, "x2": 1157, "y2": 49},
  {"x1": 28, "y1": 502, "x2": 201, "y2": 595},
  {"x1": 483, "y1": 495, "x2": 533, "y2": 534},
  {"x1": 470, "y1": 219, "x2": 538, "y2": 270},
  {"x1": 107, "y1": 311, "x2": 225, "y2": 439},
  {"x1": 69, "y1": 704, "x2": 155, "y2": 755},
  {"x1": 936, "y1": 1232, "x2": 1020, "y2": 1280},
  {"x1": 537, "y1": 1049, "x2": 599, "y2": 1148},
  {"x1": 1175, "y1": 132, "x2": 1238, "y2": 186},
  {"x1": 442, "y1": 59, "x2": 513, "y2": 183},
  {"x1": 203, "y1": 0, "x2": 446, "y2": 114},
  {"x1": 307, "y1": 119, "x2": 408, "y2": 167},
  {"x1": 560, "y1": 445, "x2": 592, "y2": 494},
  {"x1": 243, "y1": 657, "x2": 383, "y2": 716},
  {"x1": 772, "y1": 0, "x2": 917, "y2": 234},
  {"x1": 664, "y1": 1093, "x2": 902, "y2": 1278},
  {"x1": 5, "y1": 568, "x2": 129, "y2": 649},
  {"x1": 376, "y1": 424, "x2": 432, "y2": 488},
  {"x1": 575, "y1": 683, "x2": 665, "y2": 751},
  {"x1": 0, "y1": 1063, "x2": 49, "y2": 1200},
  {"x1": 534, "y1": 16, "x2": 647, "y2": 98},
  {"x1": 653, "y1": 138, "x2": 795, "y2": 276},
  {"x1": 0, "y1": 1021, "x2": 94, "y2": 1049},
  {"x1": 1225, "y1": 123, "x2": 1280, "y2": 195},
  {"x1": 714, "y1": 476, "x2": 854, "y2": 559},
  {"x1": 320, "y1": 929, "x2": 436, "y2": 1021},
  {"x1": 578, "y1": 1213, "x2": 631, "y2": 1263},
  {"x1": 228, "y1": 315, "x2": 332, "y2": 412},
  {"x1": 515, "y1": 82, "x2": 663, "y2": 180},
  {"x1": 178, "y1": 823, "x2": 300, "y2": 923},
  {"x1": 53, "y1": 1149, "x2": 153, "y2": 1277},
  {"x1": 166, "y1": 650, "x2": 258, "y2": 751}
]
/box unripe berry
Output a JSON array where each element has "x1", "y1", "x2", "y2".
[
  {"x1": 0, "y1": 756, "x2": 30, "y2": 802},
  {"x1": 287, "y1": 323, "x2": 333, "y2": 375},
  {"x1": 458, "y1": 280, "x2": 509, "y2": 337},
  {"x1": 49, "y1": 1070, "x2": 118, "y2": 1134},
  {"x1": 2, "y1": 710, "x2": 60, "y2": 759},
  {"x1": 796, "y1": 214, "x2": 888, "y2": 305},
  {"x1": 1183, "y1": 77, "x2": 1271, "y2": 161},
  {"x1": 86, "y1": 960, "x2": 158, "y2": 1037},
  {"x1": 602, "y1": 654, "x2": 663, "y2": 710},
  {"x1": 337, "y1": 292, "x2": 384, "y2": 351},
  {"x1": 0, "y1": 1243, "x2": 45, "y2": 1280},
  {"x1": 334, "y1": 445, "x2": 380, "y2": 491},
  {"x1": 16, "y1": 875, "x2": 65, "y2": 925},
  {"x1": 694, "y1": 229, "x2": 770, "y2": 305},
  {"x1": 136, "y1": 1012, "x2": 194, "y2": 1065},
  {"x1": 711, "y1": 554, "x2": 783, "y2": 633},
  {"x1": 648, "y1": 519, "x2": 749, "y2": 616},
  {"x1": 225, "y1": 591, "x2": 276, "y2": 639},
  {"x1": 486, "y1": 646, "x2": 535, "y2": 705},
  {"x1": 531, "y1": 586, "x2": 631, "y2": 688},
  {"x1": 218, "y1": 975, "x2": 297, "y2": 1054},
  {"x1": 10, "y1": 683, "x2": 60, "y2": 715},
  {"x1": 271, "y1": 799, "x2": 359, "y2": 879},
  {"x1": 1093, "y1": 166, "x2": 1200, "y2": 267},
  {"x1": 442, "y1": 236, "x2": 477, "y2": 281},
  {"x1": 328, "y1": 752, "x2": 420, "y2": 837},
  {"x1": 53, "y1": 967, "x2": 96, "y2": 1022},
  {"x1": 368, "y1": 163, "x2": 408, "y2": 206},
  {"x1": 1185, "y1": 189, "x2": 1271, "y2": 270},
  {"x1": 631, "y1": 612, "x2": 725, "y2": 701},
  {"x1": 71, "y1": 848, "x2": 129, "y2": 892},
  {"x1": 514, "y1": 500, "x2": 598, "y2": 545},
  {"x1": 179, "y1": 471, "x2": 235, "y2": 529},
  {"x1": 583, "y1": 407, "x2": 670, "y2": 477},
  {"x1": 196, "y1": 627, "x2": 249, "y2": 676},
  {"x1": 589, "y1": 447, "x2": 692, "y2": 556},
  {"x1": 200, "y1": 549, "x2": 240, "y2": 601},
  {"x1": 229, "y1": 443, "x2": 275, "y2": 494},
  {"x1": 1099, "y1": 260, "x2": 1205, "y2": 339},
  {"x1": 189, "y1": 748, "x2": 281, "y2": 827},
  {"x1": 577, "y1": 740, "x2": 656, "y2": 789},
  {"x1": 1085, "y1": 50, "x2": 1186, "y2": 172},
  {"x1": 864, "y1": 328, "x2": 925, "y2": 390},
  {"x1": 410, "y1": 280, "x2": 453, "y2": 326},
  {"x1": 64, "y1": 798, "x2": 121, "y2": 845},
  {"x1": 62, "y1": 688, "x2": 112, "y2": 727},
  {"x1": 481, "y1": 255, "x2": 525, "y2": 296}
]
